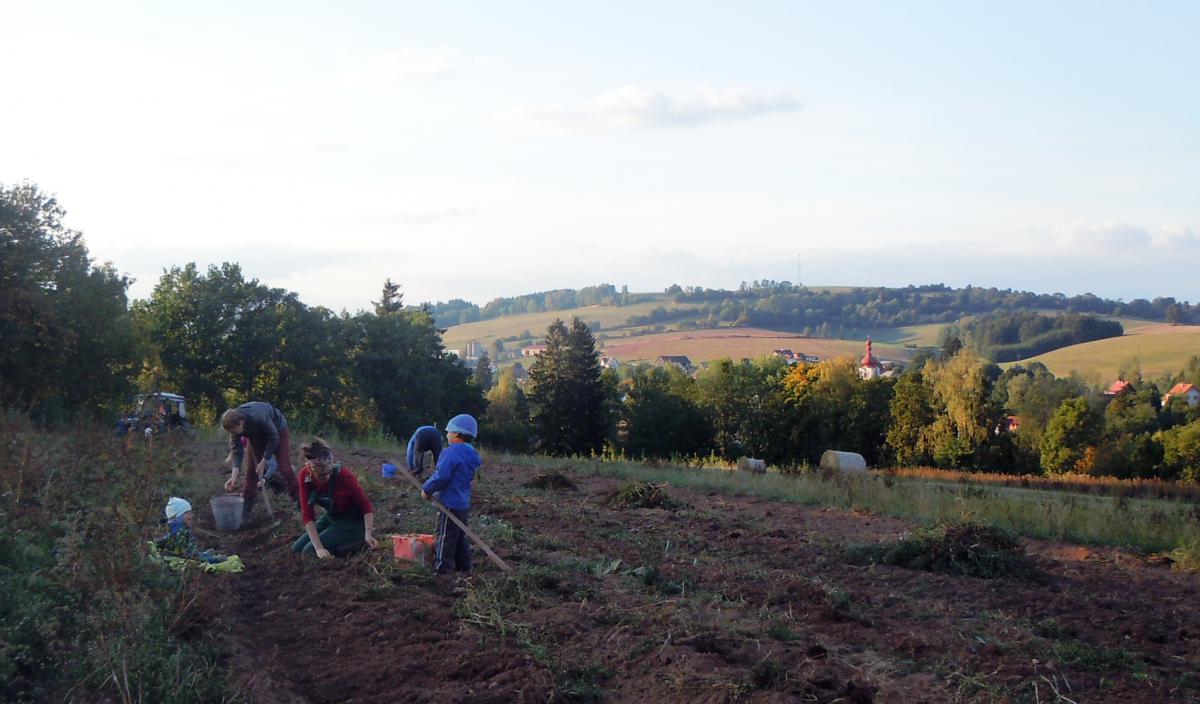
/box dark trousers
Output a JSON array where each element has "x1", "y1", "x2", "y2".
[
  {"x1": 243, "y1": 427, "x2": 299, "y2": 513},
  {"x1": 435, "y1": 508, "x2": 472, "y2": 574},
  {"x1": 292, "y1": 514, "x2": 366, "y2": 557}
]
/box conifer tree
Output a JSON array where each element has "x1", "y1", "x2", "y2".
[{"x1": 528, "y1": 317, "x2": 611, "y2": 455}]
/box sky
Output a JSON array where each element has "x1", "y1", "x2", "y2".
[{"x1": 3, "y1": 1, "x2": 1198, "y2": 312}]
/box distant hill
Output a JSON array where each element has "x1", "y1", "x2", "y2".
[
  {"x1": 597, "y1": 328, "x2": 914, "y2": 366},
  {"x1": 436, "y1": 283, "x2": 1198, "y2": 375},
  {"x1": 1011, "y1": 323, "x2": 1200, "y2": 383}
]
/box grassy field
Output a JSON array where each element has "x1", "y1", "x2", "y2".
[
  {"x1": 597, "y1": 328, "x2": 914, "y2": 365},
  {"x1": 440, "y1": 294, "x2": 694, "y2": 349},
  {"x1": 1010, "y1": 322, "x2": 1200, "y2": 381}
]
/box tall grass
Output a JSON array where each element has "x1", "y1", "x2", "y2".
[
  {"x1": 0, "y1": 417, "x2": 237, "y2": 703},
  {"x1": 492, "y1": 453, "x2": 1200, "y2": 554},
  {"x1": 887, "y1": 466, "x2": 1200, "y2": 502}
]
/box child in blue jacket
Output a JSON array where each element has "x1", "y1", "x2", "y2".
[{"x1": 421, "y1": 414, "x2": 481, "y2": 574}]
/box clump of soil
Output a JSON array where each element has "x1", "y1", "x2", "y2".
[
  {"x1": 846, "y1": 520, "x2": 1041, "y2": 580},
  {"x1": 602, "y1": 481, "x2": 682, "y2": 509},
  {"x1": 525, "y1": 470, "x2": 577, "y2": 491}
]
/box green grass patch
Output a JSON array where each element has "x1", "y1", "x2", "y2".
[{"x1": 1047, "y1": 640, "x2": 1142, "y2": 673}]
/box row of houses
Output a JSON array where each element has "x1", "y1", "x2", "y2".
[
  {"x1": 1005, "y1": 378, "x2": 1200, "y2": 433},
  {"x1": 1106, "y1": 379, "x2": 1200, "y2": 408}
]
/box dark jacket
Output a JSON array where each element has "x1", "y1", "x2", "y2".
[
  {"x1": 406, "y1": 425, "x2": 443, "y2": 471},
  {"x1": 228, "y1": 401, "x2": 287, "y2": 466}
]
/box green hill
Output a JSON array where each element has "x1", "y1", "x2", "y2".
[{"x1": 1007, "y1": 323, "x2": 1200, "y2": 382}]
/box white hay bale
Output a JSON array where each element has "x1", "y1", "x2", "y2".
[
  {"x1": 737, "y1": 457, "x2": 767, "y2": 474},
  {"x1": 819, "y1": 450, "x2": 867, "y2": 474}
]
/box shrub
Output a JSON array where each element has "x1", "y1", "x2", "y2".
[
  {"x1": 601, "y1": 481, "x2": 683, "y2": 509},
  {"x1": 846, "y1": 520, "x2": 1042, "y2": 580}
]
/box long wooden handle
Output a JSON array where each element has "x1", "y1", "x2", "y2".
[
  {"x1": 393, "y1": 461, "x2": 511, "y2": 573},
  {"x1": 246, "y1": 445, "x2": 274, "y2": 517}
]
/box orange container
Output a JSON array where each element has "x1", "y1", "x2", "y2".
[{"x1": 391, "y1": 533, "x2": 435, "y2": 565}]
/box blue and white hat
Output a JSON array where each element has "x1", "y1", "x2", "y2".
[{"x1": 165, "y1": 497, "x2": 192, "y2": 521}]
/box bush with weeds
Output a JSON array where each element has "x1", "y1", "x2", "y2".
[
  {"x1": 602, "y1": 481, "x2": 682, "y2": 509},
  {"x1": 846, "y1": 519, "x2": 1042, "y2": 580},
  {"x1": 0, "y1": 419, "x2": 234, "y2": 703}
]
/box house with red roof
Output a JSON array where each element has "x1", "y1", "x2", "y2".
[
  {"x1": 1163, "y1": 382, "x2": 1200, "y2": 408},
  {"x1": 1103, "y1": 379, "x2": 1135, "y2": 396}
]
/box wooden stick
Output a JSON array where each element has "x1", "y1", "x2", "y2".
[
  {"x1": 246, "y1": 445, "x2": 274, "y2": 518},
  {"x1": 392, "y1": 460, "x2": 511, "y2": 572}
]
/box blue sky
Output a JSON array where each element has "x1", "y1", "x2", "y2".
[{"x1": 3, "y1": 1, "x2": 1198, "y2": 311}]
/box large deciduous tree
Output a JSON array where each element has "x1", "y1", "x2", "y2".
[
  {"x1": 1040, "y1": 397, "x2": 1102, "y2": 474},
  {"x1": 0, "y1": 182, "x2": 138, "y2": 418},
  {"x1": 620, "y1": 365, "x2": 711, "y2": 459},
  {"x1": 483, "y1": 368, "x2": 532, "y2": 451}
]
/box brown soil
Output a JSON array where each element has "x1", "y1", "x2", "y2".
[{"x1": 183, "y1": 443, "x2": 1200, "y2": 703}]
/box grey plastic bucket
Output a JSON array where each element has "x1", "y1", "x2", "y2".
[{"x1": 210, "y1": 495, "x2": 244, "y2": 532}]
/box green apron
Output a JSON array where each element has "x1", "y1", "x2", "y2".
[{"x1": 292, "y1": 466, "x2": 366, "y2": 557}]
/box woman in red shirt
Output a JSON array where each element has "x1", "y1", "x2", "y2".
[{"x1": 291, "y1": 438, "x2": 378, "y2": 559}]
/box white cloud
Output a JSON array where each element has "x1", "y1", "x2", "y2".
[
  {"x1": 506, "y1": 86, "x2": 800, "y2": 132},
  {"x1": 1159, "y1": 226, "x2": 1200, "y2": 249},
  {"x1": 339, "y1": 48, "x2": 458, "y2": 85},
  {"x1": 1053, "y1": 221, "x2": 1200, "y2": 251},
  {"x1": 1053, "y1": 220, "x2": 1152, "y2": 250}
]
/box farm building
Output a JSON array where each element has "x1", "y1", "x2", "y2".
[
  {"x1": 1163, "y1": 382, "x2": 1200, "y2": 408},
  {"x1": 599, "y1": 356, "x2": 622, "y2": 371},
  {"x1": 522, "y1": 345, "x2": 547, "y2": 357},
  {"x1": 655, "y1": 355, "x2": 693, "y2": 373}
]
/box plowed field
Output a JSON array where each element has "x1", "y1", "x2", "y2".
[{"x1": 183, "y1": 442, "x2": 1200, "y2": 703}]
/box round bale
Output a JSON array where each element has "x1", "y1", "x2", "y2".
[{"x1": 819, "y1": 450, "x2": 867, "y2": 474}]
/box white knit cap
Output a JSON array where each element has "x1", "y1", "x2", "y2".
[{"x1": 165, "y1": 497, "x2": 192, "y2": 521}]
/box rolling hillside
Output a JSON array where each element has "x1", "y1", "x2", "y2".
[
  {"x1": 597, "y1": 328, "x2": 914, "y2": 365},
  {"x1": 1014, "y1": 323, "x2": 1200, "y2": 382},
  {"x1": 439, "y1": 288, "x2": 1194, "y2": 378}
]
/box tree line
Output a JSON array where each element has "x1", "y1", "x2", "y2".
[
  {"x1": 944, "y1": 311, "x2": 1124, "y2": 362},
  {"x1": 655, "y1": 283, "x2": 1195, "y2": 332},
  {"x1": 1, "y1": 183, "x2": 483, "y2": 436},
  {"x1": 424, "y1": 284, "x2": 636, "y2": 327},
  {"x1": 6, "y1": 181, "x2": 1200, "y2": 482}
]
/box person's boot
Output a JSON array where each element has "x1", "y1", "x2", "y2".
[{"x1": 241, "y1": 498, "x2": 255, "y2": 524}]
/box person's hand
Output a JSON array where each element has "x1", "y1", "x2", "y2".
[
  {"x1": 315, "y1": 547, "x2": 332, "y2": 559},
  {"x1": 256, "y1": 459, "x2": 268, "y2": 475},
  {"x1": 421, "y1": 491, "x2": 430, "y2": 501},
  {"x1": 257, "y1": 478, "x2": 266, "y2": 491},
  {"x1": 364, "y1": 533, "x2": 378, "y2": 549},
  {"x1": 224, "y1": 477, "x2": 237, "y2": 492}
]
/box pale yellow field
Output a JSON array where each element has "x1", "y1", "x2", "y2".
[
  {"x1": 1011, "y1": 323, "x2": 1200, "y2": 382},
  {"x1": 597, "y1": 328, "x2": 914, "y2": 365},
  {"x1": 441, "y1": 295, "x2": 696, "y2": 349}
]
